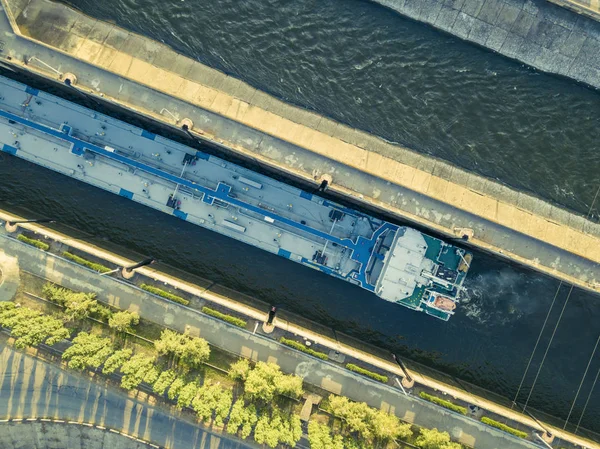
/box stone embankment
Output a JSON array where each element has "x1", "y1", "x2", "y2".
[
  {"x1": 374, "y1": 0, "x2": 600, "y2": 88},
  {"x1": 1, "y1": 0, "x2": 599, "y2": 294}
]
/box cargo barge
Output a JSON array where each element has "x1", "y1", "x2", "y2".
[{"x1": 0, "y1": 75, "x2": 471, "y2": 320}]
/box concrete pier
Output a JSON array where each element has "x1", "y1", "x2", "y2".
[
  {"x1": 0, "y1": 0, "x2": 599, "y2": 295},
  {"x1": 374, "y1": 0, "x2": 600, "y2": 89}
]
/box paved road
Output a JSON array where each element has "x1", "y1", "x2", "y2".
[{"x1": 0, "y1": 341, "x2": 252, "y2": 449}]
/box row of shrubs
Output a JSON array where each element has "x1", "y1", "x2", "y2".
[
  {"x1": 280, "y1": 337, "x2": 329, "y2": 360},
  {"x1": 62, "y1": 251, "x2": 112, "y2": 273},
  {"x1": 202, "y1": 306, "x2": 247, "y2": 328},
  {"x1": 345, "y1": 363, "x2": 388, "y2": 383},
  {"x1": 481, "y1": 417, "x2": 528, "y2": 439},
  {"x1": 140, "y1": 283, "x2": 190, "y2": 305},
  {"x1": 17, "y1": 234, "x2": 50, "y2": 251},
  {"x1": 419, "y1": 391, "x2": 467, "y2": 415}
]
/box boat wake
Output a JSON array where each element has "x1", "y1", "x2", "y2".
[{"x1": 460, "y1": 269, "x2": 540, "y2": 326}]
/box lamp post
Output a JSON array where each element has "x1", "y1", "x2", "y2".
[
  {"x1": 121, "y1": 257, "x2": 156, "y2": 279},
  {"x1": 262, "y1": 306, "x2": 277, "y2": 334},
  {"x1": 514, "y1": 402, "x2": 554, "y2": 443},
  {"x1": 5, "y1": 218, "x2": 55, "y2": 233},
  {"x1": 392, "y1": 353, "x2": 415, "y2": 388}
]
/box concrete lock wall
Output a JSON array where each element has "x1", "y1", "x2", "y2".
[{"x1": 373, "y1": 0, "x2": 600, "y2": 89}]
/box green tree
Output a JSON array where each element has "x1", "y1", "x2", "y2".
[
  {"x1": 120, "y1": 354, "x2": 158, "y2": 390},
  {"x1": 102, "y1": 348, "x2": 132, "y2": 374},
  {"x1": 62, "y1": 293, "x2": 97, "y2": 322},
  {"x1": 62, "y1": 332, "x2": 114, "y2": 371},
  {"x1": 275, "y1": 372, "x2": 304, "y2": 399},
  {"x1": 0, "y1": 305, "x2": 69, "y2": 349},
  {"x1": 191, "y1": 381, "x2": 233, "y2": 426},
  {"x1": 254, "y1": 413, "x2": 279, "y2": 448},
  {"x1": 167, "y1": 377, "x2": 186, "y2": 401},
  {"x1": 177, "y1": 382, "x2": 198, "y2": 409},
  {"x1": 243, "y1": 361, "x2": 304, "y2": 402},
  {"x1": 179, "y1": 336, "x2": 210, "y2": 370},
  {"x1": 416, "y1": 428, "x2": 461, "y2": 449},
  {"x1": 90, "y1": 303, "x2": 113, "y2": 322},
  {"x1": 153, "y1": 369, "x2": 177, "y2": 396},
  {"x1": 155, "y1": 329, "x2": 210, "y2": 370},
  {"x1": 226, "y1": 399, "x2": 258, "y2": 439},
  {"x1": 370, "y1": 408, "x2": 413, "y2": 442},
  {"x1": 253, "y1": 408, "x2": 302, "y2": 448},
  {"x1": 42, "y1": 283, "x2": 71, "y2": 304},
  {"x1": 108, "y1": 310, "x2": 140, "y2": 333},
  {"x1": 308, "y1": 421, "x2": 334, "y2": 449},
  {"x1": 228, "y1": 358, "x2": 251, "y2": 381},
  {"x1": 327, "y1": 395, "x2": 411, "y2": 444}
]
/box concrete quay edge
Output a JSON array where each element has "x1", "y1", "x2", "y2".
[
  {"x1": 372, "y1": 0, "x2": 600, "y2": 89},
  {"x1": 1, "y1": 210, "x2": 599, "y2": 449},
  {"x1": 0, "y1": 0, "x2": 599, "y2": 295}
]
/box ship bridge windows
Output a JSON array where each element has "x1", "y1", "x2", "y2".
[{"x1": 435, "y1": 265, "x2": 458, "y2": 283}]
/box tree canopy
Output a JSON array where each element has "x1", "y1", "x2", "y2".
[
  {"x1": 308, "y1": 421, "x2": 344, "y2": 449},
  {"x1": 226, "y1": 399, "x2": 258, "y2": 439},
  {"x1": 120, "y1": 354, "x2": 158, "y2": 390},
  {"x1": 62, "y1": 332, "x2": 114, "y2": 371},
  {"x1": 155, "y1": 329, "x2": 210, "y2": 370},
  {"x1": 176, "y1": 382, "x2": 199, "y2": 409},
  {"x1": 42, "y1": 283, "x2": 98, "y2": 322},
  {"x1": 327, "y1": 395, "x2": 412, "y2": 444},
  {"x1": 416, "y1": 428, "x2": 462, "y2": 449},
  {"x1": 153, "y1": 369, "x2": 177, "y2": 396},
  {"x1": 0, "y1": 303, "x2": 69, "y2": 349},
  {"x1": 167, "y1": 377, "x2": 186, "y2": 401},
  {"x1": 242, "y1": 361, "x2": 304, "y2": 402},
  {"x1": 253, "y1": 407, "x2": 302, "y2": 448},
  {"x1": 102, "y1": 348, "x2": 132, "y2": 374},
  {"x1": 228, "y1": 358, "x2": 251, "y2": 381},
  {"x1": 108, "y1": 310, "x2": 139, "y2": 333},
  {"x1": 191, "y1": 381, "x2": 233, "y2": 426}
]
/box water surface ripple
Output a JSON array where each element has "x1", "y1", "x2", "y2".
[
  {"x1": 60, "y1": 0, "x2": 600, "y2": 217},
  {"x1": 5, "y1": 0, "x2": 600, "y2": 435}
]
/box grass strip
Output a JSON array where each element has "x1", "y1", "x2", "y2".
[
  {"x1": 280, "y1": 337, "x2": 328, "y2": 360},
  {"x1": 481, "y1": 417, "x2": 528, "y2": 439},
  {"x1": 346, "y1": 363, "x2": 388, "y2": 383},
  {"x1": 62, "y1": 251, "x2": 111, "y2": 273},
  {"x1": 17, "y1": 234, "x2": 50, "y2": 251},
  {"x1": 419, "y1": 391, "x2": 467, "y2": 415},
  {"x1": 201, "y1": 306, "x2": 247, "y2": 328},
  {"x1": 140, "y1": 284, "x2": 189, "y2": 305}
]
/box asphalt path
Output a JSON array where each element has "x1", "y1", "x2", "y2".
[{"x1": 0, "y1": 341, "x2": 252, "y2": 449}]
